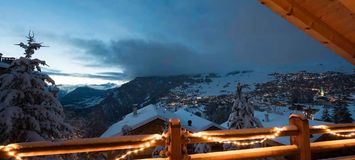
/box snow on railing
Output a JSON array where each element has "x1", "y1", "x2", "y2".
[{"x1": 1, "y1": 114, "x2": 355, "y2": 160}]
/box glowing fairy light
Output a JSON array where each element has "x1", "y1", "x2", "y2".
[
  {"x1": 190, "y1": 127, "x2": 286, "y2": 146},
  {"x1": 0, "y1": 145, "x2": 22, "y2": 160},
  {"x1": 1, "y1": 125, "x2": 354, "y2": 160},
  {"x1": 115, "y1": 133, "x2": 165, "y2": 160},
  {"x1": 313, "y1": 125, "x2": 355, "y2": 138}
]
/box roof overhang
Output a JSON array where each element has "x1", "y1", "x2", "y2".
[{"x1": 260, "y1": 0, "x2": 355, "y2": 64}]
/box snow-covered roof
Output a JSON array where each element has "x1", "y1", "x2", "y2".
[
  {"x1": 101, "y1": 105, "x2": 174, "y2": 137},
  {"x1": 0, "y1": 62, "x2": 9, "y2": 68},
  {"x1": 174, "y1": 109, "x2": 225, "y2": 132},
  {"x1": 101, "y1": 104, "x2": 224, "y2": 137},
  {"x1": 221, "y1": 110, "x2": 331, "y2": 145}
]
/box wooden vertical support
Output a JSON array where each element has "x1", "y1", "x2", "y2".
[
  {"x1": 289, "y1": 114, "x2": 311, "y2": 160},
  {"x1": 168, "y1": 118, "x2": 182, "y2": 160}
]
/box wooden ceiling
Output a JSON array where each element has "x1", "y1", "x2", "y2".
[{"x1": 260, "y1": 0, "x2": 355, "y2": 64}]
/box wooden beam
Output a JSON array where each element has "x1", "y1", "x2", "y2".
[
  {"x1": 189, "y1": 145, "x2": 298, "y2": 160},
  {"x1": 168, "y1": 118, "x2": 183, "y2": 160},
  {"x1": 311, "y1": 138, "x2": 355, "y2": 153},
  {"x1": 0, "y1": 134, "x2": 164, "y2": 158},
  {"x1": 310, "y1": 123, "x2": 355, "y2": 135},
  {"x1": 141, "y1": 139, "x2": 355, "y2": 160},
  {"x1": 289, "y1": 114, "x2": 311, "y2": 160},
  {"x1": 339, "y1": 0, "x2": 355, "y2": 13},
  {"x1": 1, "y1": 122, "x2": 354, "y2": 159},
  {"x1": 260, "y1": 0, "x2": 355, "y2": 64},
  {"x1": 321, "y1": 155, "x2": 355, "y2": 160}
]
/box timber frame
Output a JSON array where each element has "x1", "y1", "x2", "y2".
[{"x1": 260, "y1": 0, "x2": 355, "y2": 64}]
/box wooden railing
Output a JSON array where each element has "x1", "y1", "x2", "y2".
[{"x1": 0, "y1": 114, "x2": 355, "y2": 160}]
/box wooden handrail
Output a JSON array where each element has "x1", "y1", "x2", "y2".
[
  {"x1": 310, "y1": 123, "x2": 355, "y2": 134},
  {"x1": 189, "y1": 125, "x2": 298, "y2": 143},
  {"x1": 1, "y1": 115, "x2": 354, "y2": 160},
  {"x1": 189, "y1": 145, "x2": 298, "y2": 160},
  {"x1": 2, "y1": 134, "x2": 164, "y2": 157},
  {"x1": 140, "y1": 139, "x2": 355, "y2": 160},
  {"x1": 311, "y1": 139, "x2": 355, "y2": 153}
]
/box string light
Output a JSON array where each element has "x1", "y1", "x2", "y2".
[
  {"x1": 190, "y1": 127, "x2": 286, "y2": 146},
  {"x1": 313, "y1": 125, "x2": 355, "y2": 138},
  {"x1": 0, "y1": 144, "x2": 22, "y2": 160},
  {"x1": 1, "y1": 125, "x2": 354, "y2": 159},
  {"x1": 115, "y1": 134, "x2": 165, "y2": 160}
]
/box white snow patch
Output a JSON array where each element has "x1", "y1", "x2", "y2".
[{"x1": 171, "y1": 71, "x2": 273, "y2": 97}]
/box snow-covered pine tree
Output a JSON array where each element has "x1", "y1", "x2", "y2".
[
  {"x1": 227, "y1": 83, "x2": 261, "y2": 130},
  {"x1": 321, "y1": 106, "x2": 332, "y2": 122},
  {"x1": 333, "y1": 104, "x2": 353, "y2": 123},
  {"x1": 224, "y1": 83, "x2": 262, "y2": 150},
  {"x1": 0, "y1": 32, "x2": 72, "y2": 144}
]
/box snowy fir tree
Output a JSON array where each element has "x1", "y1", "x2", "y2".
[
  {"x1": 227, "y1": 83, "x2": 261, "y2": 130},
  {"x1": 321, "y1": 106, "x2": 332, "y2": 122},
  {"x1": 333, "y1": 104, "x2": 353, "y2": 123},
  {"x1": 224, "y1": 83, "x2": 262, "y2": 150},
  {"x1": 0, "y1": 32, "x2": 72, "y2": 144}
]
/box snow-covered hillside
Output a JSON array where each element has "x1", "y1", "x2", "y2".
[
  {"x1": 171, "y1": 70, "x2": 272, "y2": 96},
  {"x1": 60, "y1": 86, "x2": 107, "y2": 109},
  {"x1": 58, "y1": 83, "x2": 118, "y2": 98},
  {"x1": 62, "y1": 70, "x2": 354, "y2": 138}
]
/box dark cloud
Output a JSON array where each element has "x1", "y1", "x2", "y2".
[
  {"x1": 66, "y1": 0, "x2": 352, "y2": 78},
  {"x1": 72, "y1": 38, "x2": 240, "y2": 77},
  {"x1": 43, "y1": 69, "x2": 127, "y2": 80}
]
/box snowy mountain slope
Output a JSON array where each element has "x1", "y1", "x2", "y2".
[
  {"x1": 57, "y1": 83, "x2": 118, "y2": 98},
  {"x1": 60, "y1": 87, "x2": 107, "y2": 109},
  {"x1": 69, "y1": 75, "x2": 195, "y2": 137},
  {"x1": 171, "y1": 70, "x2": 272, "y2": 96},
  {"x1": 63, "y1": 70, "x2": 274, "y2": 137},
  {"x1": 64, "y1": 70, "x2": 354, "y2": 138}
]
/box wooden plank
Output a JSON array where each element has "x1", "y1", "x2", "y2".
[
  {"x1": 1, "y1": 122, "x2": 354, "y2": 159},
  {"x1": 189, "y1": 145, "x2": 298, "y2": 160},
  {"x1": 311, "y1": 138, "x2": 355, "y2": 153},
  {"x1": 310, "y1": 123, "x2": 355, "y2": 135},
  {"x1": 321, "y1": 155, "x2": 355, "y2": 160},
  {"x1": 260, "y1": 0, "x2": 355, "y2": 64},
  {"x1": 140, "y1": 139, "x2": 355, "y2": 160},
  {"x1": 289, "y1": 114, "x2": 311, "y2": 160},
  {"x1": 339, "y1": 0, "x2": 355, "y2": 13},
  {"x1": 0, "y1": 134, "x2": 164, "y2": 158},
  {"x1": 138, "y1": 158, "x2": 166, "y2": 160},
  {"x1": 295, "y1": 0, "x2": 332, "y2": 18}
]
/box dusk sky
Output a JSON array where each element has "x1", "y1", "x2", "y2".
[{"x1": 0, "y1": 0, "x2": 352, "y2": 85}]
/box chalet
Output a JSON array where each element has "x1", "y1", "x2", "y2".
[
  {"x1": 101, "y1": 104, "x2": 225, "y2": 137},
  {"x1": 101, "y1": 104, "x2": 225, "y2": 159},
  {"x1": 0, "y1": 61, "x2": 9, "y2": 75},
  {"x1": 0, "y1": 53, "x2": 15, "y2": 75}
]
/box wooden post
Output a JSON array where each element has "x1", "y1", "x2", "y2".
[
  {"x1": 289, "y1": 114, "x2": 311, "y2": 160},
  {"x1": 168, "y1": 118, "x2": 182, "y2": 160}
]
